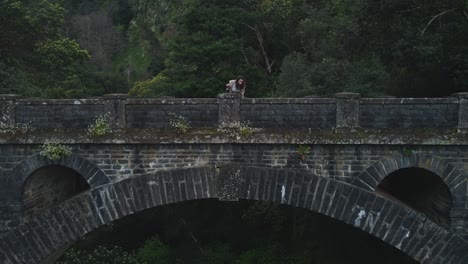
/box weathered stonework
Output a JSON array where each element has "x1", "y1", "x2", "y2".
[
  {"x1": 0, "y1": 166, "x2": 467, "y2": 264},
  {"x1": 452, "y1": 93, "x2": 468, "y2": 133},
  {"x1": 0, "y1": 95, "x2": 20, "y2": 127},
  {"x1": 1, "y1": 94, "x2": 468, "y2": 263},
  {"x1": 1, "y1": 93, "x2": 466, "y2": 131},
  {"x1": 218, "y1": 93, "x2": 240, "y2": 127},
  {"x1": 335, "y1": 92, "x2": 360, "y2": 129}
]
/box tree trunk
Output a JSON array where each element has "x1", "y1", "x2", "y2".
[{"x1": 245, "y1": 24, "x2": 274, "y2": 75}]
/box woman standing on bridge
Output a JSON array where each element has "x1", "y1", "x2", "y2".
[{"x1": 226, "y1": 76, "x2": 246, "y2": 98}]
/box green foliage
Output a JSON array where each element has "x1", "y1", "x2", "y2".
[
  {"x1": 401, "y1": 149, "x2": 414, "y2": 156},
  {"x1": 136, "y1": 236, "x2": 171, "y2": 263},
  {"x1": 39, "y1": 139, "x2": 72, "y2": 160},
  {"x1": 236, "y1": 244, "x2": 285, "y2": 264},
  {"x1": 0, "y1": 62, "x2": 42, "y2": 96},
  {"x1": 276, "y1": 1, "x2": 393, "y2": 97},
  {"x1": 57, "y1": 246, "x2": 139, "y2": 264},
  {"x1": 2, "y1": 0, "x2": 467, "y2": 99},
  {"x1": 169, "y1": 113, "x2": 191, "y2": 133},
  {"x1": 88, "y1": 115, "x2": 112, "y2": 137},
  {"x1": 0, "y1": 0, "x2": 101, "y2": 98},
  {"x1": 36, "y1": 39, "x2": 90, "y2": 71},
  {"x1": 129, "y1": 74, "x2": 171, "y2": 97},
  {"x1": 128, "y1": 0, "x2": 275, "y2": 98},
  {"x1": 199, "y1": 242, "x2": 235, "y2": 264},
  {"x1": 295, "y1": 145, "x2": 310, "y2": 156}
]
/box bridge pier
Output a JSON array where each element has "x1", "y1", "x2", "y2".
[
  {"x1": 217, "y1": 93, "x2": 241, "y2": 127},
  {"x1": 0, "y1": 94, "x2": 20, "y2": 127},
  {"x1": 452, "y1": 92, "x2": 468, "y2": 133},
  {"x1": 103, "y1": 94, "x2": 128, "y2": 130},
  {"x1": 335, "y1": 92, "x2": 360, "y2": 131}
]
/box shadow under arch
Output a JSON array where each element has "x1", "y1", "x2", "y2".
[
  {"x1": 375, "y1": 167, "x2": 453, "y2": 227},
  {"x1": 353, "y1": 154, "x2": 467, "y2": 223},
  {"x1": 22, "y1": 165, "x2": 91, "y2": 218},
  {"x1": 354, "y1": 154, "x2": 466, "y2": 194},
  {"x1": 0, "y1": 166, "x2": 466, "y2": 264},
  {"x1": 8, "y1": 153, "x2": 110, "y2": 191}
]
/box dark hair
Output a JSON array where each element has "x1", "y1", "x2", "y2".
[{"x1": 235, "y1": 75, "x2": 246, "y2": 89}]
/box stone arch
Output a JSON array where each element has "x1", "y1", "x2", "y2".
[
  {"x1": 22, "y1": 165, "x2": 90, "y2": 217},
  {"x1": 353, "y1": 154, "x2": 466, "y2": 219},
  {"x1": 0, "y1": 166, "x2": 466, "y2": 264},
  {"x1": 353, "y1": 154, "x2": 466, "y2": 194},
  {"x1": 375, "y1": 167, "x2": 453, "y2": 227},
  {"x1": 9, "y1": 153, "x2": 110, "y2": 190}
]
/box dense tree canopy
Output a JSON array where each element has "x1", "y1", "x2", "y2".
[
  {"x1": 0, "y1": 0, "x2": 102, "y2": 97},
  {"x1": 0, "y1": 0, "x2": 467, "y2": 98}
]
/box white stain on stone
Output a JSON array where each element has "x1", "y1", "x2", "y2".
[
  {"x1": 148, "y1": 180, "x2": 158, "y2": 185},
  {"x1": 281, "y1": 185, "x2": 286, "y2": 203},
  {"x1": 396, "y1": 230, "x2": 411, "y2": 249},
  {"x1": 354, "y1": 209, "x2": 366, "y2": 227},
  {"x1": 74, "y1": 100, "x2": 81, "y2": 104},
  {"x1": 195, "y1": 156, "x2": 209, "y2": 165},
  {"x1": 365, "y1": 212, "x2": 381, "y2": 232}
]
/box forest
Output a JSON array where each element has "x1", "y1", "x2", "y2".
[{"x1": 1, "y1": 0, "x2": 467, "y2": 98}]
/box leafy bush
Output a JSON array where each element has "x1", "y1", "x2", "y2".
[
  {"x1": 88, "y1": 115, "x2": 112, "y2": 137},
  {"x1": 40, "y1": 139, "x2": 72, "y2": 160},
  {"x1": 296, "y1": 145, "x2": 311, "y2": 155},
  {"x1": 56, "y1": 246, "x2": 139, "y2": 264},
  {"x1": 136, "y1": 236, "x2": 171, "y2": 263},
  {"x1": 295, "y1": 145, "x2": 311, "y2": 160},
  {"x1": 169, "y1": 113, "x2": 191, "y2": 133}
]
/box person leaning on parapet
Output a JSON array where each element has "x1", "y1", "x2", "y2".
[{"x1": 225, "y1": 75, "x2": 246, "y2": 98}]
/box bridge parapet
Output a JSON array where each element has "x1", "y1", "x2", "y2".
[{"x1": 1, "y1": 93, "x2": 467, "y2": 131}]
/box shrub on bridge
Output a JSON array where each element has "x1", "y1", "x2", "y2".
[
  {"x1": 169, "y1": 113, "x2": 191, "y2": 134},
  {"x1": 88, "y1": 115, "x2": 112, "y2": 137},
  {"x1": 40, "y1": 139, "x2": 72, "y2": 160}
]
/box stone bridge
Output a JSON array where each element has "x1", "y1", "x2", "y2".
[{"x1": 1, "y1": 92, "x2": 468, "y2": 263}]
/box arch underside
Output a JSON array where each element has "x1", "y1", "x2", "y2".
[
  {"x1": 22, "y1": 165, "x2": 90, "y2": 217},
  {"x1": 376, "y1": 167, "x2": 453, "y2": 227},
  {"x1": 0, "y1": 166, "x2": 467, "y2": 264},
  {"x1": 9, "y1": 154, "x2": 109, "y2": 191},
  {"x1": 354, "y1": 154, "x2": 466, "y2": 198}
]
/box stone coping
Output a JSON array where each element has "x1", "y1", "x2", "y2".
[
  {"x1": 360, "y1": 98, "x2": 459, "y2": 104},
  {"x1": 3, "y1": 96, "x2": 460, "y2": 105},
  {"x1": 0, "y1": 128, "x2": 467, "y2": 145}
]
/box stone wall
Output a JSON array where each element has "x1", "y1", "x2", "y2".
[
  {"x1": 2, "y1": 93, "x2": 468, "y2": 130},
  {"x1": 15, "y1": 100, "x2": 104, "y2": 128},
  {"x1": 2, "y1": 144, "x2": 468, "y2": 183},
  {"x1": 360, "y1": 98, "x2": 459, "y2": 129},
  {"x1": 126, "y1": 98, "x2": 219, "y2": 128},
  {"x1": 240, "y1": 98, "x2": 337, "y2": 128}
]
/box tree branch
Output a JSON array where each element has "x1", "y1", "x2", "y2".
[
  {"x1": 243, "y1": 23, "x2": 274, "y2": 75},
  {"x1": 421, "y1": 8, "x2": 457, "y2": 36}
]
